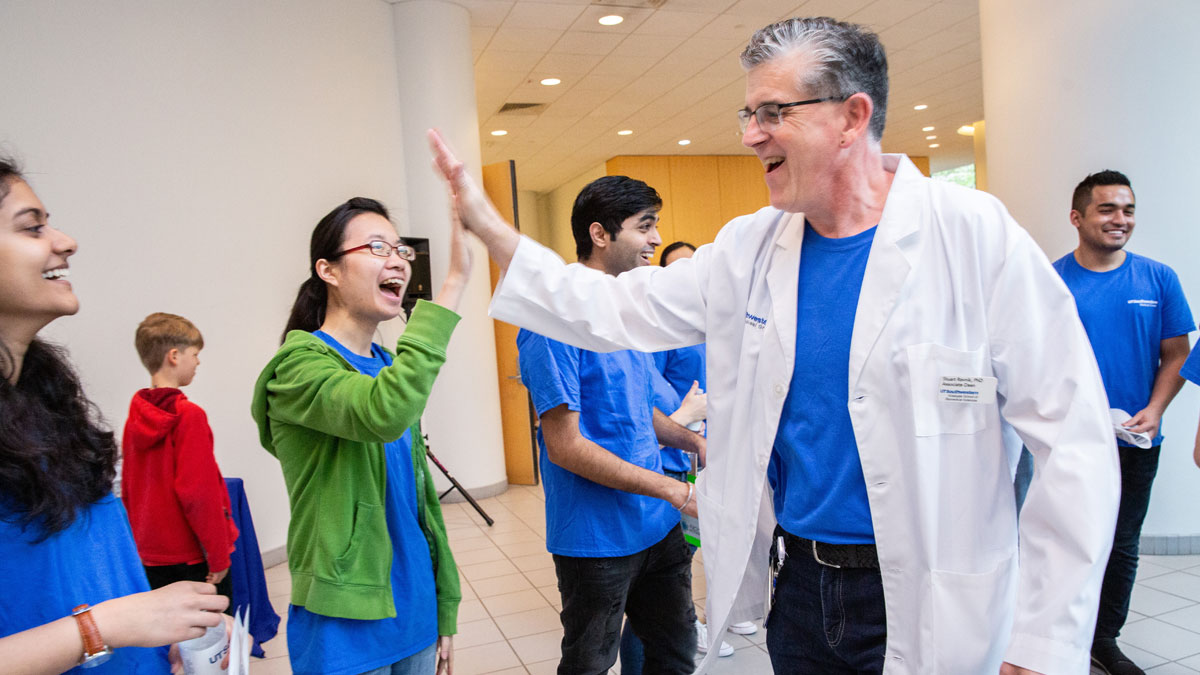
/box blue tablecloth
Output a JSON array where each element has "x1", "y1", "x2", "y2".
[{"x1": 225, "y1": 477, "x2": 281, "y2": 658}]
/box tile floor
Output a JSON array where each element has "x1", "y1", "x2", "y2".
[{"x1": 249, "y1": 484, "x2": 1200, "y2": 674}]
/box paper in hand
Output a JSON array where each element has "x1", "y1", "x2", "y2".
[
  {"x1": 1111, "y1": 409, "x2": 1153, "y2": 449},
  {"x1": 226, "y1": 607, "x2": 251, "y2": 675}
]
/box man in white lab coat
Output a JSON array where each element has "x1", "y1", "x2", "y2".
[{"x1": 429, "y1": 16, "x2": 1119, "y2": 675}]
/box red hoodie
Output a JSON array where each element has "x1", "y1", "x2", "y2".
[{"x1": 121, "y1": 388, "x2": 238, "y2": 572}]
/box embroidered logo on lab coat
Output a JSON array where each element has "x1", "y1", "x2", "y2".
[{"x1": 745, "y1": 312, "x2": 768, "y2": 330}]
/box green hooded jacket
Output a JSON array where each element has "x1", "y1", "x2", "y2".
[{"x1": 250, "y1": 300, "x2": 461, "y2": 633}]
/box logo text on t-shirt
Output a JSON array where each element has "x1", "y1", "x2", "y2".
[{"x1": 1127, "y1": 299, "x2": 1159, "y2": 308}]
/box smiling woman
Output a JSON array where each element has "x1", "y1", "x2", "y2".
[
  {"x1": 251, "y1": 195, "x2": 473, "y2": 675},
  {"x1": 0, "y1": 156, "x2": 230, "y2": 674}
]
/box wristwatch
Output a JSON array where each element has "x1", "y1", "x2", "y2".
[{"x1": 71, "y1": 604, "x2": 113, "y2": 668}]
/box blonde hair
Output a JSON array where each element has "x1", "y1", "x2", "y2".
[{"x1": 134, "y1": 313, "x2": 204, "y2": 374}]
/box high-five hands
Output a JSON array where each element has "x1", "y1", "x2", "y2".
[{"x1": 427, "y1": 129, "x2": 520, "y2": 269}]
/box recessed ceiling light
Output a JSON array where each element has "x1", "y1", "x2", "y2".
[
  {"x1": 914, "y1": 104, "x2": 928, "y2": 111},
  {"x1": 957, "y1": 125, "x2": 976, "y2": 136},
  {"x1": 617, "y1": 129, "x2": 633, "y2": 136},
  {"x1": 678, "y1": 139, "x2": 691, "y2": 146},
  {"x1": 928, "y1": 143, "x2": 940, "y2": 148},
  {"x1": 540, "y1": 78, "x2": 561, "y2": 86},
  {"x1": 922, "y1": 126, "x2": 935, "y2": 132},
  {"x1": 490, "y1": 130, "x2": 508, "y2": 136},
  {"x1": 598, "y1": 15, "x2": 623, "y2": 26},
  {"x1": 926, "y1": 135, "x2": 937, "y2": 140}
]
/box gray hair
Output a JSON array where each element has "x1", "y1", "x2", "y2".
[{"x1": 741, "y1": 17, "x2": 889, "y2": 141}]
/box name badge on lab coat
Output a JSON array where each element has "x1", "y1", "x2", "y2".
[{"x1": 938, "y1": 376, "x2": 997, "y2": 404}]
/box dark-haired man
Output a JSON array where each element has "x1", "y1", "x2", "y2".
[
  {"x1": 1053, "y1": 170, "x2": 1193, "y2": 675},
  {"x1": 516, "y1": 175, "x2": 703, "y2": 675},
  {"x1": 432, "y1": 17, "x2": 1119, "y2": 675}
]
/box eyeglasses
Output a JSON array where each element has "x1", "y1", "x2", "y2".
[
  {"x1": 332, "y1": 241, "x2": 416, "y2": 261},
  {"x1": 737, "y1": 96, "x2": 847, "y2": 133}
]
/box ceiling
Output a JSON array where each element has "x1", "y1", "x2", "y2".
[{"x1": 461, "y1": 0, "x2": 982, "y2": 193}]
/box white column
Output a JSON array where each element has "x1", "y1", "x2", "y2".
[
  {"x1": 980, "y1": 0, "x2": 1200, "y2": 547},
  {"x1": 388, "y1": 0, "x2": 508, "y2": 497}
]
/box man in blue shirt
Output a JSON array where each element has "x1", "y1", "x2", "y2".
[
  {"x1": 518, "y1": 176, "x2": 705, "y2": 675},
  {"x1": 1053, "y1": 170, "x2": 1194, "y2": 675}
]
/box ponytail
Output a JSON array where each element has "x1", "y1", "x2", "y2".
[{"x1": 281, "y1": 275, "x2": 328, "y2": 343}]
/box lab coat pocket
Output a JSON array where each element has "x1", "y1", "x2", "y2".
[
  {"x1": 930, "y1": 553, "x2": 1016, "y2": 674},
  {"x1": 906, "y1": 343, "x2": 990, "y2": 437}
]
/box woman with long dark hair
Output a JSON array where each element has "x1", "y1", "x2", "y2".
[
  {"x1": 252, "y1": 196, "x2": 471, "y2": 675},
  {"x1": 0, "y1": 157, "x2": 228, "y2": 673}
]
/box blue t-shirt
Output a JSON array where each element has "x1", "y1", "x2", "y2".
[
  {"x1": 652, "y1": 345, "x2": 707, "y2": 474},
  {"x1": 0, "y1": 494, "x2": 169, "y2": 673},
  {"x1": 287, "y1": 332, "x2": 437, "y2": 675},
  {"x1": 1181, "y1": 345, "x2": 1200, "y2": 385},
  {"x1": 650, "y1": 368, "x2": 691, "y2": 474},
  {"x1": 518, "y1": 329, "x2": 680, "y2": 557},
  {"x1": 769, "y1": 224, "x2": 877, "y2": 544},
  {"x1": 653, "y1": 344, "x2": 707, "y2": 395},
  {"x1": 1054, "y1": 252, "x2": 1194, "y2": 446}
]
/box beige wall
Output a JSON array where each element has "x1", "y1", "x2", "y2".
[
  {"x1": 0, "y1": 0, "x2": 410, "y2": 556},
  {"x1": 605, "y1": 155, "x2": 770, "y2": 255},
  {"x1": 533, "y1": 163, "x2": 607, "y2": 261}
]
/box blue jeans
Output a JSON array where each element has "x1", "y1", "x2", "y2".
[
  {"x1": 358, "y1": 641, "x2": 437, "y2": 675},
  {"x1": 1095, "y1": 444, "x2": 1161, "y2": 641},
  {"x1": 554, "y1": 525, "x2": 696, "y2": 675},
  {"x1": 766, "y1": 533, "x2": 886, "y2": 674}
]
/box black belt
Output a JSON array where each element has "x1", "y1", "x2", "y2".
[{"x1": 779, "y1": 528, "x2": 879, "y2": 569}]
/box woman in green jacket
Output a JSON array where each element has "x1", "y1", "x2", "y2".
[{"x1": 252, "y1": 196, "x2": 471, "y2": 675}]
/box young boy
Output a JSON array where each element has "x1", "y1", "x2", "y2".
[{"x1": 122, "y1": 312, "x2": 237, "y2": 603}]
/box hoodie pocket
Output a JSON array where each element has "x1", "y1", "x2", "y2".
[{"x1": 331, "y1": 501, "x2": 389, "y2": 586}]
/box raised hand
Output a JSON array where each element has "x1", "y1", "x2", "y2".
[{"x1": 427, "y1": 128, "x2": 520, "y2": 269}]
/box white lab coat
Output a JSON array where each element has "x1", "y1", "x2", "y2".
[{"x1": 491, "y1": 155, "x2": 1119, "y2": 675}]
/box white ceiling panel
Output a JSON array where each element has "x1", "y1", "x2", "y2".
[
  {"x1": 501, "y1": 1, "x2": 586, "y2": 29},
  {"x1": 566, "y1": 6, "x2": 654, "y2": 34},
  {"x1": 465, "y1": 0, "x2": 985, "y2": 191},
  {"x1": 793, "y1": 0, "x2": 877, "y2": 21},
  {"x1": 533, "y1": 52, "x2": 605, "y2": 76},
  {"x1": 488, "y1": 26, "x2": 564, "y2": 51},
  {"x1": 474, "y1": 49, "x2": 544, "y2": 74},
  {"x1": 661, "y1": 0, "x2": 739, "y2": 12},
  {"x1": 589, "y1": 54, "x2": 661, "y2": 76},
  {"x1": 571, "y1": 72, "x2": 631, "y2": 94},
  {"x1": 878, "y1": 2, "x2": 977, "y2": 51},
  {"x1": 728, "y1": 0, "x2": 807, "y2": 18},
  {"x1": 549, "y1": 29, "x2": 626, "y2": 55},
  {"x1": 902, "y1": 17, "x2": 978, "y2": 57},
  {"x1": 541, "y1": 92, "x2": 611, "y2": 117},
  {"x1": 848, "y1": 0, "x2": 936, "y2": 31},
  {"x1": 506, "y1": 81, "x2": 569, "y2": 103},
  {"x1": 696, "y1": 12, "x2": 780, "y2": 42},
  {"x1": 611, "y1": 32, "x2": 688, "y2": 60},
  {"x1": 634, "y1": 10, "x2": 719, "y2": 37}
]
